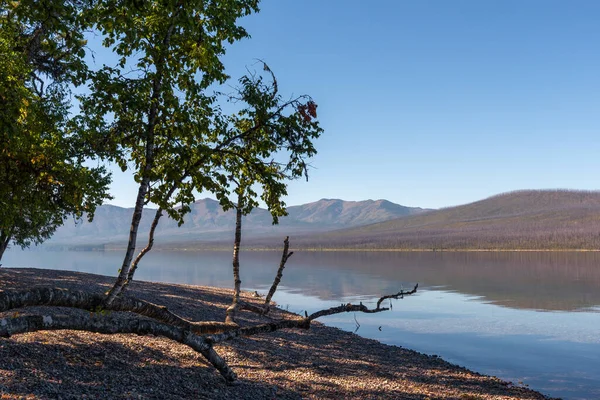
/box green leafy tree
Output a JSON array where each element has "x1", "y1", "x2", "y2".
[
  {"x1": 73, "y1": 0, "x2": 321, "y2": 304},
  {"x1": 0, "y1": 2, "x2": 418, "y2": 386},
  {"x1": 0, "y1": 0, "x2": 111, "y2": 260},
  {"x1": 216, "y1": 64, "x2": 320, "y2": 323},
  {"x1": 74, "y1": 0, "x2": 262, "y2": 304}
]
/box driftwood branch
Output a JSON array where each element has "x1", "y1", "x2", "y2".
[
  {"x1": 205, "y1": 318, "x2": 310, "y2": 344},
  {"x1": 208, "y1": 285, "x2": 419, "y2": 344},
  {"x1": 0, "y1": 313, "x2": 237, "y2": 382},
  {"x1": 308, "y1": 284, "x2": 418, "y2": 321},
  {"x1": 1, "y1": 284, "x2": 418, "y2": 382},
  {"x1": 0, "y1": 288, "x2": 237, "y2": 335},
  {"x1": 376, "y1": 284, "x2": 419, "y2": 309}
]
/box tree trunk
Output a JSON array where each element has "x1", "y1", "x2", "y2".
[
  {"x1": 103, "y1": 176, "x2": 151, "y2": 305},
  {"x1": 0, "y1": 228, "x2": 13, "y2": 263},
  {"x1": 121, "y1": 207, "x2": 163, "y2": 294},
  {"x1": 104, "y1": 19, "x2": 179, "y2": 305},
  {"x1": 225, "y1": 202, "x2": 243, "y2": 324},
  {"x1": 121, "y1": 181, "x2": 178, "y2": 293}
]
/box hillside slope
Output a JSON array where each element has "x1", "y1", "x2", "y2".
[
  {"x1": 283, "y1": 190, "x2": 600, "y2": 250},
  {"x1": 47, "y1": 198, "x2": 426, "y2": 247}
]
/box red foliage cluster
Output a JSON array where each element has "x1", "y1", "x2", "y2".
[{"x1": 297, "y1": 101, "x2": 318, "y2": 123}]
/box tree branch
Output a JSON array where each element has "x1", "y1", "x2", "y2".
[
  {"x1": 0, "y1": 287, "x2": 237, "y2": 335},
  {"x1": 262, "y1": 236, "x2": 293, "y2": 313},
  {"x1": 376, "y1": 284, "x2": 419, "y2": 309},
  {"x1": 308, "y1": 284, "x2": 419, "y2": 321},
  {"x1": 210, "y1": 285, "x2": 419, "y2": 343},
  {"x1": 0, "y1": 313, "x2": 237, "y2": 382}
]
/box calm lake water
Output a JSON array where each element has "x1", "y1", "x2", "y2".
[{"x1": 3, "y1": 249, "x2": 600, "y2": 400}]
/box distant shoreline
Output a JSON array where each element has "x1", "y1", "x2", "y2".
[{"x1": 37, "y1": 245, "x2": 600, "y2": 252}]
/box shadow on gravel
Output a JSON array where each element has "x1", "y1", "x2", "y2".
[
  {"x1": 1, "y1": 268, "x2": 555, "y2": 400},
  {"x1": 0, "y1": 335, "x2": 304, "y2": 400}
]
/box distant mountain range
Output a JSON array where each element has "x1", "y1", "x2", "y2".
[
  {"x1": 47, "y1": 198, "x2": 427, "y2": 248},
  {"x1": 284, "y1": 190, "x2": 600, "y2": 250},
  {"x1": 46, "y1": 189, "x2": 600, "y2": 250}
]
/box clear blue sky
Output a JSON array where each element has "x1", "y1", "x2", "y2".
[{"x1": 103, "y1": 0, "x2": 600, "y2": 209}]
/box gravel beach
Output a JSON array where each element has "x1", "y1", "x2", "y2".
[{"x1": 0, "y1": 268, "x2": 558, "y2": 400}]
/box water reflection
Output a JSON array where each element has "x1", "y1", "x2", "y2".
[
  {"x1": 4, "y1": 249, "x2": 600, "y2": 312},
  {"x1": 285, "y1": 251, "x2": 600, "y2": 311},
  {"x1": 3, "y1": 249, "x2": 600, "y2": 399}
]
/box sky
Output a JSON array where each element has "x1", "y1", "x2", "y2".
[{"x1": 102, "y1": 0, "x2": 600, "y2": 209}]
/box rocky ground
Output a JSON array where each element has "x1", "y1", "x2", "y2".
[{"x1": 0, "y1": 268, "x2": 559, "y2": 399}]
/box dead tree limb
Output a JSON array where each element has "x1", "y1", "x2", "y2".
[
  {"x1": 0, "y1": 288, "x2": 237, "y2": 335},
  {"x1": 208, "y1": 284, "x2": 419, "y2": 344},
  {"x1": 376, "y1": 284, "x2": 419, "y2": 309},
  {"x1": 309, "y1": 284, "x2": 418, "y2": 321},
  {"x1": 1, "y1": 285, "x2": 418, "y2": 382},
  {"x1": 0, "y1": 313, "x2": 237, "y2": 382},
  {"x1": 205, "y1": 318, "x2": 310, "y2": 344},
  {"x1": 239, "y1": 300, "x2": 275, "y2": 316},
  {"x1": 262, "y1": 236, "x2": 293, "y2": 313}
]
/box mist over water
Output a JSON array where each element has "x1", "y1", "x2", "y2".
[{"x1": 3, "y1": 249, "x2": 600, "y2": 399}]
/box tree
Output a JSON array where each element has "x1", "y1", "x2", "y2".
[
  {"x1": 73, "y1": 0, "x2": 262, "y2": 304},
  {"x1": 0, "y1": 0, "x2": 111, "y2": 260},
  {"x1": 1, "y1": 0, "x2": 418, "y2": 385},
  {"x1": 73, "y1": 0, "x2": 321, "y2": 304}
]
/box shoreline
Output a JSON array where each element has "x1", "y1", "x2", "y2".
[
  {"x1": 1, "y1": 268, "x2": 559, "y2": 399},
  {"x1": 38, "y1": 245, "x2": 600, "y2": 253}
]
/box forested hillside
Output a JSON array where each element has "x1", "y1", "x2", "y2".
[{"x1": 256, "y1": 190, "x2": 600, "y2": 250}]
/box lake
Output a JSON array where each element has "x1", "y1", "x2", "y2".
[{"x1": 3, "y1": 249, "x2": 600, "y2": 400}]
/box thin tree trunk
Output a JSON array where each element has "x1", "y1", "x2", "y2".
[
  {"x1": 225, "y1": 201, "x2": 243, "y2": 324},
  {"x1": 104, "y1": 176, "x2": 151, "y2": 305},
  {"x1": 104, "y1": 19, "x2": 177, "y2": 305},
  {"x1": 121, "y1": 181, "x2": 179, "y2": 293},
  {"x1": 262, "y1": 236, "x2": 293, "y2": 313},
  {"x1": 120, "y1": 207, "x2": 163, "y2": 294}
]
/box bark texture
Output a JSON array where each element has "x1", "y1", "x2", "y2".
[
  {"x1": 122, "y1": 207, "x2": 164, "y2": 293},
  {"x1": 0, "y1": 313, "x2": 237, "y2": 382},
  {"x1": 0, "y1": 287, "x2": 237, "y2": 335},
  {"x1": 104, "y1": 177, "x2": 151, "y2": 305}
]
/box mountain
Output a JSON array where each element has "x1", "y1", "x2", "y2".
[
  {"x1": 285, "y1": 190, "x2": 600, "y2": 250},
  {"x1": 46, "y1": 198, "x2": 427, "y2": 248}
]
